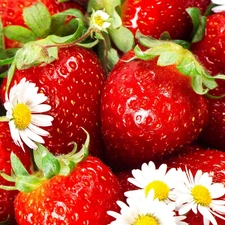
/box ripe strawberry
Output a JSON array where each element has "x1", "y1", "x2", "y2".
[
  {"x1": 1, "y1": 45, "x2": 106, "y2": 158},
  {"x1": 0, "y1": 122, "x2": 32, "y2": 225},
  {"x1": 2, "y1": 134, "x2": 123, "y2": 225},
  {"x1": 101, "y1": 38, "x2": 210, "y2": 172},
  {"x1": 157, "y1": 144, "x2": 225, "y2": 225},
  {"x1": 191, "y1": 12, "x2": 225, "y2": 151},
  {"x1": 121, "y1": 0, "x2": 211, "y2": 41},
  {"x1": 0, "y1": 0, "x2": 84, "y2": 48}
]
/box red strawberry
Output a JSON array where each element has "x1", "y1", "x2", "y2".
[
  {"x1": 157, "y1": 144, "x2": 225, "y2": 225},
  {"x1": 0, "y1": 0, "x2": 84, "y2": 48},
  {"x1": 101, "y1": 38, "x2": 210, "y2": 172},
  {"x1": 0, "y1": 122, "x2": 32, "y2": 224},
  {"x1": 121, "y1": 0, "x2": 211, "y2": 41},
  {"x1": 1, "y1": 45, "x2": 106, "y2": 159},
  {"x1": 1, "y1": 134, "x2": 123, "y2": 225},
  {"x1": 191, "y1": 12, "x2": 225, "y2": 151}
]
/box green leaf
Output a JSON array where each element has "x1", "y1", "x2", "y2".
[
  {"x1": 3, "y1": 25, "x2": 36, "y2": 44},
  {"x1": 23, "y1": 1, "x2": 51, "y2": 38},
  {"x1": 108, "y1": 25, "x2": 134, "y2": 52}
]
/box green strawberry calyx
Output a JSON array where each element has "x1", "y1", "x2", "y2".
[
  {"x1": 0, "y1": 128, "x2": 89, "y2": 193},
  {"x1": 129, "y1": 31, "x2": 225, "y2": 96}
]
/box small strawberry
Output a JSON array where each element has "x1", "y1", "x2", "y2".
[
  {"x1": 0, "y1": 122, "x2": 32, "y2": 225},
  {"x1": 157, "y1": 144, "x2": 225, "y2": 225},
  {"x1": 121, "y1": 0, "x2": 211, "y2": 41},
  {"x1": 1, "y1": 131, "x2": 123, "y2": 225},
  {"x1": 0, "y1": 0, "x2": 84, "y2": 48},
  {"x1": 101, "y1": 35, "x2": 212, "y2": 172},
  {"x1": 191, "y1": 12, "x2": 225, "y2": 150},
  {"x1": 1, "y1": 44, "x2": 106, "y2": 159}
]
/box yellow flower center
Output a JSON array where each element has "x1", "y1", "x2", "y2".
[
  {"x1": 191, "y1": 185, "x2": 212, "y2": 206},
  {"x1": 145, "y1": 180, "x2": 170, "y2": 201},
  {"x1": 134, "y1": 215, "x2": 158, "y2": 225},
  {"x1": 94, "y1": 15, "x2": 104, "y2": 27},
  {"x1": 12, "y1": 103, "x2": 31, "y2": 130}
]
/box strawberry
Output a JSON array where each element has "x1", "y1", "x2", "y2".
[
  {"x1": 1, "y1": 132, "x2": 122, "y2": 225},
  {"x1": 157, "y1": 144, "x2": 225, "y2": 225},
  {"x1": 0, "y1": 122, "x2": 32, "y2": 225},
  {"x1": 121, "y1": 0, "x2": 211, "y2": 41},
  {"x1": 191, "y1": 12, "x2": 225, "y2": 151},
  {"x1": 1, "y1": 44, "x2": 106, "y2": 159},
  {"x1": 100, "y1": 35, "x2": 212, "y2": 172},
  {"x1": 0, "y1": 0, "x2": 84, "y2": 48}
]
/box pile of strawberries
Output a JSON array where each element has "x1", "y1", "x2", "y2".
[{"x1": 0, "y1": 0, "x2": 225, "y2": 224}]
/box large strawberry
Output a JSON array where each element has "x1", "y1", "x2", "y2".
[
  {"x1": 191, "y1": 12, "x2": 225, "y2": 151},
  {"x1": 100, "y1": 34, "x2": 218, "y2": 172},
  {"x1": 0, "y1": 0, "x2": 84, "y2": 48},
  {"x1": 1, "y1": 44, "x2": 106, "y2": 159},
  {"x1": 1, "y1": 131, "x2": 123, "y2": 225},
  {"x1": 0, "y1": 122, "x2": 32, "y2": 225},
  {"x1": 157, "y1": 144, "x2": 225, "y2": 225},
  {"x1": 121, "y1": 0, "x2": 211, "y2": 41}
]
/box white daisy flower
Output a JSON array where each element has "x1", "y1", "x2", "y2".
[
  {"x1": 125, "y1": 161, "x2": 178, "y2": 204},
  {"x1": 90, "y1": 9, "x2": 111, "y2": 31},
  {"x1": 211, "y1": 0, "x2": 225, "y2": 13},
  {"x1": 4, "y1": 78, "x2": 54, "y2": 150},
  {"x1": 108, "y1": 190, "x2": 187, "y2": 225},
  {"x1": 174, "y1": 168, "x2": 225, "y2": 225}
]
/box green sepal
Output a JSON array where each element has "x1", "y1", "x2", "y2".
[
  {"x1": 186, "y1": 7, "x2": 207, "y2": 43},
  {"x1": 3, "y1": 26, "x2": 37, "y2": 44},
  {"x1": 134, "y1": 32, "x2": 225, "y2": 95},
  {"x1": 57, "y1": 128, "x2": 89, "y2": 176},
  {"x1": 11, "y1": 152, "x2": 30, "y2": 177},
  {"x1": 0, "y1": 153, "x2": 45, "y2": 193},
  {"x1": 34, "y1": 144, "x2": 60, "y2": 179},
  {"x1": 23, "y1": 1, "x2": 51, "y2": 38}
]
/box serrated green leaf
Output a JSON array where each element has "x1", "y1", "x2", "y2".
[
  {"x1": 3, "y1": 25, "x2": 36, "y2": 44},
  {"x1": 48, "y1": 18, "x2": 86, "y2": 44},
  {"x1": 10, "y1": 152, "x2": 30, "y2": 177},
  {"x1": 23, "y1": 1, "x2": 51, "y2": 38},
  {"x1": 108, "y1": 25, "x2": 134, "y2": 52},
  {"x1": 52, "y1": 8, "x2": 85, "y2": 21}
]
